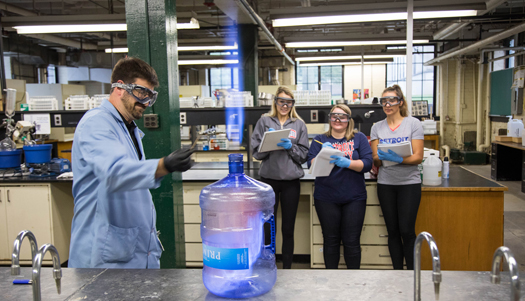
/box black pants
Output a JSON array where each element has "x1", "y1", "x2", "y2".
[
  {"x1": 314, "y1": 199, "x2": 366, "y2": 269},
  {"x1": 377, "y1": 183, "x2": 421, "y2": 270},
  {"x1": 261, "y1": 177, "x2": 301, "y2": 269}
]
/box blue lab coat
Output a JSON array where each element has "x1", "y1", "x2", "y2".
[{"x1": 69, "y1": 99, "x2": 163, "y2": 269}]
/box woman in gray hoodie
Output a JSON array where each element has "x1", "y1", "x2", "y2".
[{"x1": 251, "y1": 86, "x2": 309, "y2": 269}]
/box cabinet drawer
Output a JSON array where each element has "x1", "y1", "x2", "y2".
[
  {"x1": 363, "y1": 206, "x2": 384, "y2": 225},
  {"x1": 185, "y1": 243, "x2": 203, "y2": 261},
  {"x1": 361, "y1": 245, "x2": 392, "y2": 265},
  {"x1": 313, "y1": 225, "x2": 323, "y2": 244},
  {"x1": 361, "y1": 225, "x2": 388, "y2": 244},
  {"x1": 184, "y1": 224, "x2": 201, "y2": 242},
  {"x1": 183, "y1": 205, "x2": 201, "y2": 223},
  {"x1": 366, "y1": 184, "x2": 379, "y2": 205},
  {"x1": 182, "y1": 183, "x2": 206, "y2": 204},
  {"x1": 312, "y1": 244, "x2": 345, "y2": 265}
]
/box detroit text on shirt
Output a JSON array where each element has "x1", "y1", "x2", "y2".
[{"x1": 379, "y1": 137, "x2": 410, "y2": 144}]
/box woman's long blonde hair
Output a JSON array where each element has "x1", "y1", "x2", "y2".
[
  {"x1": 381, "y1": 84, "x2": 408, "y2": 117},
  {"x1": 324, "y1": 104, "x2": 358, "y2": 141},
  {"x1": 266, "y1": 86, "x2": 304, "y2": 121}
]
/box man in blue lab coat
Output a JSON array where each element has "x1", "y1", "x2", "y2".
[{"x1": 69, "y1": 57, "x2": 193, "y2": 269}]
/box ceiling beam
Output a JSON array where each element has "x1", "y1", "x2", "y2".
[
  {"x1": 283, "y1": 33, "x2": 432, "y2": 43},
  {"x1": 2, "y1": 14, "x2": 126, "y2": 26}
]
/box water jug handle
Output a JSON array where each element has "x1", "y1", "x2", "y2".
[{"x1": 264, "y1": 215, "x2": 276, "y2": 254}]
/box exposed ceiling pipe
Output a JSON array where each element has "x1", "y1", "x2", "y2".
[
  {"x1": 432, "y1": 0, "x2": 507, "y2": 40},
  {"x1": 425, "y1": 22, "x2": 525, "y2": 65},
  {"x1": 0, "y1": 1, "x2": 37, "y2": 16},
  {"x1": 25, "y1": 34, "x2": 97, "y2": 50},
  {"x1": 236, "y1": 0, "x2": 295, "y2": 66}
]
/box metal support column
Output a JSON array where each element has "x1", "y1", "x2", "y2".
[
  {"x1": 238, "y1": 24, "x2": 258, "y2": 102},
  {"x1": 126, "y1": 0, "x2": 185, "y2": 268}
]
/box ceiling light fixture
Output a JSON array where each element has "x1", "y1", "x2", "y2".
[
  {"x1": 299, "y1": 61, "x2": 392, "y2": 66},
  {"x1": 178, "y1": 59, "x2": 239, "y2": 65},
  {"x1": 296, "y1": 55, "x2": 404, "y2": 61},
  {"x1": 14, "y1": 18, "x2": 200, "y2": 34},
  {"x1": 286, "y1": 40, "x2": 429, "y2": 48},
  {"x1": 273, "y1": 10, "x2": 477, "y2": 27},
  {"x1": 105, "y1": 43, "x2": 237, "y2": 53}
]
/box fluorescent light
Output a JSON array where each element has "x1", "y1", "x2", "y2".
[
  {"x1": 105, "y1": 48, "x2": 128, "y2": 53},
  {"x1": 299, "y1": 61, "x2": 392, "y2": 66},
  {"x1": 15, "y1": 18, "x2": 200, "y2": 34},
  {"x1": 296, "y1": 55, "x2": 404, "y2": 61},
  {"x1": 105, "y1": 44, "x2": 238, "y2": 53},
  {"x1": 286, "y1": 40, "x2": 429, "y2": 48},
  {"x1": 178, "y1": 43, "x2": 237, "y2": 51},
  {"x1": 14, "y1": 24, "x2": 127, "y2": 34},
  {"x1": 273, "y1": 10, "x2": 477, "y2": 27},
  {"x1": 178, "y1": 59, "x2": 239, "y2": 65}
]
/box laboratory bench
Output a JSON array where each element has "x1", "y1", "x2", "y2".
[
  {"x1": 0, "y1": 163, "x2": 506, "y2": 271},
  {"x1": 490, "y1": 141, "x2": 525, "y2": 192},
  {"x1": 182, "y1": 164, "x2": 506, "y2": 271},
  {"x1": 1, "y1": 267, "x2": 523, "y2": 301}
]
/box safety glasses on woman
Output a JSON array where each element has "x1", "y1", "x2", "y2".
[
  {"x1": 111, "y1": 82, "x2": 158, "y2": 107},
  {"x1": 328, "y1": 112, "x2": 350, "y2": 122},
  {"x1": 379, "y1": 96, "x2": 402, "y2": 107},
  {"x1": 274, "y1": 96, "x2": 295, "y2": 108}
]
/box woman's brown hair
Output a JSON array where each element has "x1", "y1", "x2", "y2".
[
  {"x1": 324, "y1": 104, "x2": 358, "y2": 141},
  {"x1": 381, "y1": 84, "x2": 408, "y2": 117}
]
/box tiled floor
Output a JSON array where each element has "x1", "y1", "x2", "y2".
[
  {"x1": 461, "y1": 164, "x2": 525, "y2": 271},
  {"x1": 285, "y1": 164, "x2": 525, "y2": 271}
]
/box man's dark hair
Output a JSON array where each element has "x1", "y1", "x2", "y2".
[{"x1": 110, "y1": 57, "x2": 159, "y2": 92}]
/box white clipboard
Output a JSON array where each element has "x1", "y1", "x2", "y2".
[
  {"x1": 258, "y1": 129, "x2": 291, "y2": 153},
  {"x1": 378, "y1": 141, "x2": 413, "y2": 167},
  {"x1": 308, "y1": 147, "x2": 344, "y2": 177}
]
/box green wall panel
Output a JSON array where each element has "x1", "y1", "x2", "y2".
[{"x1": 490, "y1": 68, "x2": 513, "y2": 116}]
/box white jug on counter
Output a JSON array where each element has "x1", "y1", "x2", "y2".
[
  {"x1": 507, "y1": 118, "x2": 524, "y2": 137},
  {"x1": 423, "y1": 154, "x2": 442, "y2": 186}
]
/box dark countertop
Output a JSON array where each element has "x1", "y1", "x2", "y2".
[
  {"x1": 1, "y1": 267, "x2": 522, "y2": 300},
  {"x1": 421, "y1": 166, "x2": 507, "y2": 191},
  {"x1": 0, "y1": 173, "x2": 72, "y2": 183}
]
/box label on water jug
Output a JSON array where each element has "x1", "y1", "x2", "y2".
[{"x1": 202, "y1": 243, "x2": 249, "y2": 270}]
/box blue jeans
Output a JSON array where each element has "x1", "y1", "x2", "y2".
[{"x1": 314, "y1": 199, "x2": 366, "y2": 269}]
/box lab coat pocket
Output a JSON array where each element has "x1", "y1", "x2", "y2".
[{"x1": 102, "y1": 224, "x2": 139, "y2": 263}]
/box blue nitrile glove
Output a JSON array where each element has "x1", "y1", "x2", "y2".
[
  {"x1": 277, "y1": 138, "x2": 292, "y2": 150},
  {"x1": 268, "y1": 128, "x2": 275, "y2": 131},
  {"x1": 377, "y1": 149, "x2": 404, "y2": 164},
  {"x1": 329, "y1": 155, "x2": 351, "y2": 168},
  {"x1": 322, "y1": 142, "x2": 334, "y2": 148}
]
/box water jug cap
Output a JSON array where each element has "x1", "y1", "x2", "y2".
[
  {"x1": 228, "y1": 153, "x2": 244, "y2": 174},
  {"x1": 444, "y1": 156, "x2": 449, "y2": 161}
]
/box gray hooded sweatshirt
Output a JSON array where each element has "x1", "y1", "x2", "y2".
[{"x1": 251, "y1": 115, "x2": 309, "y2": 180}]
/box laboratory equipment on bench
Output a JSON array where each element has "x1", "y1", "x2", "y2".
[
  {"x1": 49, "y1": 158, "x2": 71, "y2": 173},
  {"x1": 200, "y1": 153, "x2": 277, "y2": 298},
  {"x1": 0, "y1": 88, "x2": 23, "y2": 171},
  {"x1": 423, "y1": 154, "x2": 442, "y2": 186}
]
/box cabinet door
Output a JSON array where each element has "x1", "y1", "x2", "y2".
[
  {"x1": 0, "y1": 189, "x2": 9, "y2": 260},
  {"x1": 6, "y1": 185, "x2": 52, "y2": 261}
]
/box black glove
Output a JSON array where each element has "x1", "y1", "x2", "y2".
[{"x1": 163, "y1": 148, "x2": 195, "y2": 173}]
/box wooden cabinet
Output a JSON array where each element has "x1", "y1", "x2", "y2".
[{"x1": 0, "y1": 183, "x2": 74, "y2": 265}]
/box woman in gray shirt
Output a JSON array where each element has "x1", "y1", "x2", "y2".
[
  {"x1": 251, "y1": 86, "x2": 309, "y2": 269},
  {"x1": 370, "y1": 85, "x2": 424, "y2": 270}
]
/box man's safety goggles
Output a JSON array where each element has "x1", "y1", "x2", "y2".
[
  {"x1": 379, "y1": 96, "x2": 402, "y2": 107},
  {"x1": 274, "y1": 96, "x2": 295, "y2": 108},
  {"x1": 328, "y1": 113, "x2": 350, "y2": 122},
  {"x1": 112, "y1": 82, "x2": 158, "y2": 107}
]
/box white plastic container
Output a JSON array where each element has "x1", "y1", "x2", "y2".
[
  {"x1": 507, "y1": 118, "x2": 524, "y2": 137},
  {"x1": 423, "y1": 154, "x2": 442, "y2": 186}
]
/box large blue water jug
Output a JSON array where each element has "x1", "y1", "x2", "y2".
[{"x1": 200, "y1": 153, "x2": 276, "y2": 298}]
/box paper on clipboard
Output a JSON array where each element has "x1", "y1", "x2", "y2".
[
  {"x1": 308, "y1": 147, "x2": 344, "y2": 177},
  {"x1": 378, "y1": 141, "x2": 413, "y2": 167},
  {"x1": 258, "y1": 128, "x2": 291, "y2": 153}
]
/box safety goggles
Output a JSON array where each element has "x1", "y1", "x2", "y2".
[
  {"x1": 274, "y1": 96, "x2": 295, "y2": 108},
  {"x1": 328, "y1": 113, "x2": 350, "y2": 122},
  {"x1": 379, "y1": 96, "x2": 402, "y2": 107},
  {"x1": 111, "y1": 82, "x2": 158, "y2": 107}
]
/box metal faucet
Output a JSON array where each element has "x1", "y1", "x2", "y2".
[
  {"x1": 364, "y1": 110, "x2": 374, "y2": 118},
  {"x1": 490, "y1": 246, "x2": 521, "y2": 301},
  {"x1": 32, "y1": 243, "x2": 62, "y2": 301},
  {"x1": 11, "y1": 230, "x2": 38, "y2": 276},
  {"x1": 414, "y1": 231, "x2": 442, "y2": 301}
]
